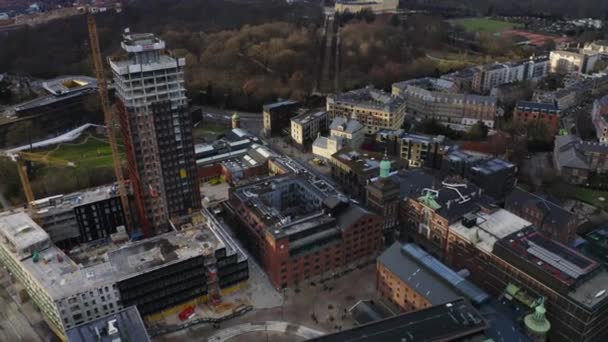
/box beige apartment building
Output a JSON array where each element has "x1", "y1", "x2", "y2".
[{"x1": 327, "y1": 86, "x2": 406, "y2": 135}]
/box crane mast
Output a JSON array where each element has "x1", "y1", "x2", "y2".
[{"x1": 87, "y1": 14, "x2": 133, "y2": 231}]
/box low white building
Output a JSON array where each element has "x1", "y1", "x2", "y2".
[
  {"x1": 313, "y1": 135, "x2": 344, "y2": 160},
  {"x1": 329, "y1": 117, "x2": 364, "y2": 149}
]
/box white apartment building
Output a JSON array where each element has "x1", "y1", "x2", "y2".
[{"x1": 329, "y1": 117, "x2": 364, "y2": 149}]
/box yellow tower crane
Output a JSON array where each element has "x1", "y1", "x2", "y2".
[
  {"x1": 11, "y1": 151, "x2": 76, "y2": 220},
  {"x1": 87, "y1": 13, "x2": 133, "y2": 231}
]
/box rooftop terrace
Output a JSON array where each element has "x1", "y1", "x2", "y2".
[{"x1": 449, "y1": 209, "x2": 531, "y2": 253}]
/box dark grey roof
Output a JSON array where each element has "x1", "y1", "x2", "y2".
[
  {"x1": 336, "y1": 203, "x2": 371, "y2": 231},
  {"x1": 66, "y1": 306, "x2": 150, "y2": 342},
  {"x1": 506, "y1": 188, "x2": 575, "y2": 227},
  {"x1": 348, "y1": 300, "x2": 393, "y2": 325},
  {"x1": 309, "y1": 299, "x2": 487, "y2": 342},
  {"x1": 517, "y1": 101, "x2": 559, "y2": 112},
  {"x1": 409, "y1": 179, "x2": 493, "y2": 223},
  {"x1": 378, "y1": 243, "x2": 461, "y2": 306},
  {"x1": 391, "y1": 169, "x2": 437, "y2": 199}
]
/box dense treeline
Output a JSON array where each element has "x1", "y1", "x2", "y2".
[
  {"x1": 401, "y1": 0, "x2": 608, "y2": 19},
  {"x1": 0, "y1": 0, "x2": 323, "y2": 109},
  {"x1": 339, "y1": 14, "x2": 450, "y2": 89}
]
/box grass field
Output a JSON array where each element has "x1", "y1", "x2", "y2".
[
  {"x1": 44, "y1": 135, "x2": 125, "y2": 168},
  {"x1": 451, "y1": 18, "x2": 523, "y2": 34},
  {"x1": 574, "y1": 187, "x2": 608, "y2": 210}
]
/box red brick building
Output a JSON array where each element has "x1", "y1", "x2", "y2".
[
  {"x1": 513, "y1": 101, "x2": 561, "y2": 136},
  {"x1": 228, "y1": 173, "x2": 383, "y2": 288}
]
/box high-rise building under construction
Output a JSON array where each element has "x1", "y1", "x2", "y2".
[{"x1": 110, "y1": 29, "x2": 201, "y2": 235}]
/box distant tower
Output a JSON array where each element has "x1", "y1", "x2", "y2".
[
  {"x1": 524, "y1": 298, "x2": 551, "y2": 342},
  {"x1": 366, "y1": 152, "x2": 400, "y2": 241},
  {"x1": 232, "y1": 112, "x2": 241, "y2": 129}
]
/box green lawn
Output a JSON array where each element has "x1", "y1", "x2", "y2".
[
  {"x1": 573, "y1": 187, "x2": 608, "y2": 210},
  {"x1": 451, "y1": 18, "x2": 523, "y2": 33},
  {"x1": 45, "y1": 135, "x2": 125, "y2": 168}
]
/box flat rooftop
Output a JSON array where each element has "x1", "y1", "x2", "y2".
[
  {"x1": 42, "y1": 76, "x2": 97, "y2": 96},
  {"x1": 291, "y1": 109, "x2": 327, "y2": 125},
  {"x1": 449, "y1": 209, "x2": 531, "y2": 253},
  {"x1": 309, "y1": 299, "x2": 488, "y2": 342},
  {"x1": 21, "y1": 245, "x2": 115, "y2": 300},
  {"x1": 329, "y1": 86, "x2": 404, "y2": 112},
  {"x1": 108, "y1": 226, "x2": 226, "y2": 281},
  {"x1": 0, "y1": 212, "x2": 51, "y2": 260},
  {"x1": 32, "y1": 184, "x2": 119, "y2": 216},
  {"x1": 503, "y1": 230, "x2": 600, "y2": 287},
  {"x1": 66, "y1": 306, "x2": 150, "y2": 342},
  {"x1": 332, "y1": 148, "x2": 399, "y2": 174},
  {"x1": 471, "y1": 158, "x2": 515, "y2": 175}
]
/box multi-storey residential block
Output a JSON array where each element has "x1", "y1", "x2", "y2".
[
  {"x1": 553, "y1": 135, "x2": 608, "y2": 185},
  {"x1": 376, "y1": 130, "x2": 448, "y2": 168},
  {"x1": 31, "y1": 185, "x2": 126, "y2": 249},
  {"x1": 471, "y1": 57, "x2": 549, "y2": 93},
  {"x1": 290, "y1": 109, "x2": 328, "y2": 151},
  {"x1": 110, "y1": 30, "x2": 200, "y2": 235},
  {"x1": 392, "y1": 78, "x2": 497, "y2": 129},
  {"x1": 326, "y1": 86, "x2": 406, "y2": 135},
  {"x1": 329, "y1": 117, "x2": 364, "y2": 149},
  {"x1": 263, "y1": 100, "x2": 300, "y2": 137},
  {"x1": 228, "y1": 171, "x2": 383, "y2": 289},
  {"x1": 550, "y1": 49, "x2": 600, "y2": 74},
  {"x1": 505, "y1": 187, "x2": 578, "y2": 244},
  {"x1": 513, "y1": 101, "x2": 561, "y2": 136},
  {"x1": 592, "y1": 95, "x2": 608, "y2": 142}
]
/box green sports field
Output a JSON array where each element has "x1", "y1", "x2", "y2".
[{"x1": 450, "y1": 18, "x2": 523, "y2": 33}]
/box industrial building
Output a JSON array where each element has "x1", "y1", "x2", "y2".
[
  {"x1": 0, "y1": 210, "x2": 248, "y2": 340},
  {"x1": 326, "y1": 86, "x2": 406, "y2": 135},
  {"x1": 110, "y1": 30, "x2": 201, "y2": 235},
  {"x1": 31, "y1": 185, "x2": 126, "y2": 249},
  {"x1": 227, "y1": 163, "x2": 383, "y2": 288}
]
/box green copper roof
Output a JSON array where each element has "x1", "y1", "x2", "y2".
[
  {"x1": 418, "y1": 190, "x2": 441, "y2": 210},
  {"x1": 525, "y1": 298, "x2": 551, "y2": 334},
  {"x1": 379, "y1": 156, "x2": 391, "y2": 178},
  {"x1": 232, "y1": 112, "x2": 240, "y2": 120}
]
